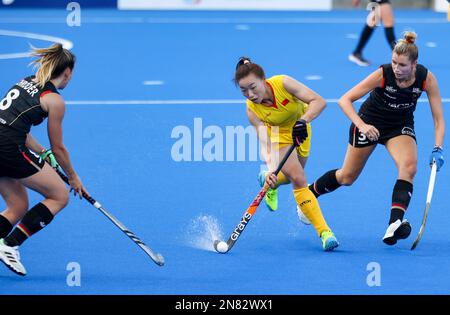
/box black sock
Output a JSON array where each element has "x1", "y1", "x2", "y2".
[
  {"x1": 354, "y1": 25, "x2": 375, "y2": 55},
  {"x1": 390, "y1": 179, "x2": 413, "y2": 224},
  {"x1": 384, "y1": 27, "x2": 396, "y2": 50},
  {"x1": 4, "y1": 203, "x2": 54, "y2": 247},
  {"x1": 389, "y1": 208, "x2": 405, "y2": 225},
  {"x1": 308, "y1": 169, "x2": 341, "y2": 198},
  {"x1": 0, "y1": 214, "x2": 13, "y2": 239}
]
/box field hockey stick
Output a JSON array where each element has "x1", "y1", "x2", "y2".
[
  {"x1": 51, "y1": 164, "x2": 165, "y2": 266},
  {"x1": 213, "y1": 144, "x2": 296, "y2": 254},
  {"x1": 411, "y1": 160, "x2": 438, "y2": 250}
]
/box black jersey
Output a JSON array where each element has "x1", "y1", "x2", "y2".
[
  {"x1": 358, "y1": 64, "x2": 428, "y2": 126},
  {"x1": 0, "y1": 76, "x2": 58, "y2": 145}
]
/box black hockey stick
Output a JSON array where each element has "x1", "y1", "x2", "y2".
[
  {"x1": 52, "y1": 165, "x2": 164, "y2": 266},
  {"x1": 411, "y1": 160, "x2": 438, "y2": 250},
  {"x1": 213, "y1": 144, "x2": 296, "y2": 254}
]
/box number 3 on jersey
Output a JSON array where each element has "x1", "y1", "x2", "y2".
[{"x1": 0, "y1": 89, "x2": 20, "y2": 110}]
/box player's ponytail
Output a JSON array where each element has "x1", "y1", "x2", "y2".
[
  {"x1": 31, "y1": 43, "x2": 76, "y2": 88},
  {"x1": 233, "y1": 56, "x2": 265, "y2": 85},
  {"x1": 393, "y1": 31, "x2": 419, "y2": 62}
]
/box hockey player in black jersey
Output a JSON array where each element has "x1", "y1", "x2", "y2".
[
  {"x1": 0, "y1": 43, "x2": 89, "y2": 276},
  {"x1": 308, "y1": 32, "x2": 445, "y2": 246}
]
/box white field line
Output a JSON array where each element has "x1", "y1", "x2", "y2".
[
  {"x1": 65, "y1": 98, "x2": 450, "y2": 106},
  {"x1": 0, "y1": 17, "x2": 447, "y2": 24}
]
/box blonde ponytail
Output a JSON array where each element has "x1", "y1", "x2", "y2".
[
  {"x1": 30, "y1": 43, "x2": 76, "y2": 88},
  {"x1": 393, "y1": 31, "x2": 418, "y2": 61}
]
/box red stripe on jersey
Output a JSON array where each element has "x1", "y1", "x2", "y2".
[
  {"x1": 40, "y1": 90, "x2": 53, "y2": 98},
  {"x1": 21, "y1": 151, "x2": 32, "y2": 164},
  {"x1": 265, "y1": 81, "x2": 278, "y2": 109},
  {"x1": 282, "y1": 99, "x2": 289, "y2": 106},
  {"x1": 379, "y1": 65, "x2": 386, "y2": 88},
  {"x1": 422, "y1": 79, "x2": 427, "y2": 91}
]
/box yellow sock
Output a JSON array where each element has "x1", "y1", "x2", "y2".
[
  {"x1": 293, "y1": 187, "x2": 330, "y2": 237},
  {"x1": 275, "y1": 172, "x2": 290, "y2": 188}
]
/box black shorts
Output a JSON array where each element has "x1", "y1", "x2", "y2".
[
  {"x1": 0, "y1": 143, "x2": 44, "y2": 179},
  {"x1": 370, "y1": 0, "x2": 390, "y2": 4},
  {"x1": 349, "y1": 122, "x2": 416, "y2": 148}
]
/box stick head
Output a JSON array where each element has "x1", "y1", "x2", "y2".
[
  {"x1": 213, "y1": 240, "x2": 229, "y2": 254},
  {"x1": 155, "y1": 254, "x2": 165, "y2": 266},
  {"x1": 411, "y1": 226, "x2": 425, "y2": 251}
]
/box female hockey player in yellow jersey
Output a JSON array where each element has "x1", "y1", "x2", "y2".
[{"x1": 234, "y1": 57, "x2": 339, "y2": 251}]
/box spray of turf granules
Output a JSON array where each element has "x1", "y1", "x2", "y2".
[{"x1": 187, "y1": 215, "x2": 224, "y2": 252}]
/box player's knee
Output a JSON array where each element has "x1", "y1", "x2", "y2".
[
  {"x1": 288, "y1": 173, "x2": 307, "y2": 188},
  {"x1": 383, "y1": 19, "x2": 394, "y2": 28},
  {"x1": 4, "y1": 200, "x2": 28, "y2": 219},
  {"x1": 381, "y1": 12, "x2": 394, "y2": 26},
  {"x1": 60, "y1": 189, "x2": 70, "y2": 207},
  {"x1": 15, "y1": 199, "x2": 29, "y2": 214},
  {"x1": 400, "y1": 161, "x2": 417, "y2": 178},
  {"x1": 50, "y1": 187, "x2": 69, "y2": 209}
]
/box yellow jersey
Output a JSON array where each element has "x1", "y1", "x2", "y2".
[{"x1": 247, "y1": 75, "x2": 311, "y2": 151}]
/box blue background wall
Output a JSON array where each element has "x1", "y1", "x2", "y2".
[{"x1": 0, "y1": 0, "x2": 116, "y2": 8}]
